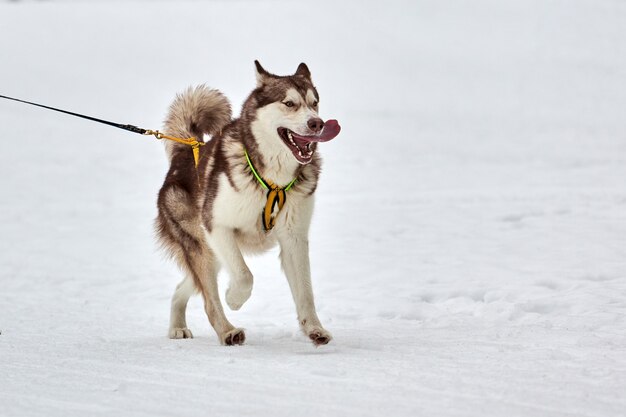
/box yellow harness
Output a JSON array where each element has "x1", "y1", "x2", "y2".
[{"x1": 244, "y1": 150, "x2": 297, "y2": 231}]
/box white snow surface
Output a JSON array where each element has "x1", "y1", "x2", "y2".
[{"x1": 1, "y1": 1, "x2": 626, "y2": 416}]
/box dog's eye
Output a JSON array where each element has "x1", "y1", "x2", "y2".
[
  {"x1": 284, "y1": 101, "x2": 295, "y2": 108},
  {"x1": 312, "y1": 100, "x2": 318, "y2": 107}
]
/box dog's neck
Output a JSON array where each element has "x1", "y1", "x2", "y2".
[{"x1": 246, "y1": 119, "x2": 302, "y2": 187}]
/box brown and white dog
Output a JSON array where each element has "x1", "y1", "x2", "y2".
[{"x1": 155, "y1": 61, "x2": 341, "y2": 346}]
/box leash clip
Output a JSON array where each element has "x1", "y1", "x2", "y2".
[
  {"x1": 144, "y1": 129, "x2": 163, "y2": 140},
  {"x1": 145, "y1": 129, "x2": 203, "y2": 167}
]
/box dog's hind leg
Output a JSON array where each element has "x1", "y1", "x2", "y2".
[
  {"x1": 193, "y1": 252, "x2": 246, "y2": 346},
  {"x1": 157, "y1": 186, "x2": 244, "y2": 346},
  {"x1": 169, "y1": 276, "x2": 195, "y2": 339},
  {"x1": 162, "y1": 227, "x2": 245, "y2": 345},
  {"x1": 167, "y1": 240, "x2": 245, "y2": 344}
]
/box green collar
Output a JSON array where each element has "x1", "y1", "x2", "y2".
[
  {"x1": 244, "y1": 149, "x2": 297, "y2": 191},
  {"x1": 244, "y1": 149, "x2": 297, "y2": 231}
]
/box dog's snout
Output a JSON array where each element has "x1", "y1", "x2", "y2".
[{"x1": 307, "y1": 118, "x2": 324, "y2": 133}]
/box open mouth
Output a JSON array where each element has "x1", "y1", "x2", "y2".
[
  {"x1": 277, "y1": 119, "x2": 341, "y2": 164},
  {"x1": 277, "y1": 128, "x2": 317, "y2": 163}
]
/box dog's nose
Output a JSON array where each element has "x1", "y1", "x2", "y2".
[{"x1": 307, "y1": 118, "x2": 324, "y2": 133}]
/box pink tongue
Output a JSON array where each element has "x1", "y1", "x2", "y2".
[
  {"x1": 316, "y1": 119, "x2": 341, "y2": 142},
  {"x1": 293, "y1": 119, "x2": 341, "y2": 143}
]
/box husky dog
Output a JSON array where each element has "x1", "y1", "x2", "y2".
[{"x1": 156, "y1": 61, "x2": 341, "y2": 346}]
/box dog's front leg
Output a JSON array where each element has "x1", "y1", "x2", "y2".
[
  {"x1": 278, "y1": 229, "x2": 332, "y2": 346},
  {"x1": 206, "y1": 226, "x2": 253, "y2": 311}
]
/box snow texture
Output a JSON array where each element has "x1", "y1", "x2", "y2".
[{"x1": 1, "y1": 1, "x2": 625, "y2": 416}]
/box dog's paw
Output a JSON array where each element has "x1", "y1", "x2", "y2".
[
  {"x1": 225, "y1": 284, "x2": 252, "y2": 311},
  {"x1": 307, "y1": 328, "x2": 333, "y2": 347},
  {"x1": 221, "y1": 328, "x2": 246, "y2": 346},
  {"x1": 169, "y1": 327, "x2": 193, "y2": 339}
]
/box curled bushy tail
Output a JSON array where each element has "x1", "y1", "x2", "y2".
[{"x1": 163, "y1": 85, "x2": 232, "y2": 160}]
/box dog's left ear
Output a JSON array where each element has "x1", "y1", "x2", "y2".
[{"x1": 295, "y1": 63, "x2": 312, "y2": 81}]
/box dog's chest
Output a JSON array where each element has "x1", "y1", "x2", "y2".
[
  {"x1": 211, "y1": 176, "x2": 263, "y2": 228},
  {"x1": 210, "y1": 174, "x2": 306, "y2": 246}
]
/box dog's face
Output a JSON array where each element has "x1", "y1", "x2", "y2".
[{"x1": 248, "y1": 61, "x2": 340, "y2": 165}]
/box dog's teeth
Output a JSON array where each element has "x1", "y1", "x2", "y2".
[{"x1": 287, "y1": 132, "x2": 296, "y2": 146}]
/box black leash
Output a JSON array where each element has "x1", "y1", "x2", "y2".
[
  {"x1": 0, "y1": 93, "x2": 205, "y2": 166},
  {"x1": 0, "y1": 93, "x2": 148, "y2": 134}
]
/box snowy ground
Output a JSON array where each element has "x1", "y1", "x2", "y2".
[{"x1": 1, "y1": 0, "x2": 626, "y2": 416}]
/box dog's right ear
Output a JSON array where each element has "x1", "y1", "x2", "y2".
[{"x1": 255, "y1": 60, "x2": 270, "y2": 87}]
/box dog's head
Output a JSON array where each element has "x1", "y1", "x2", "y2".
[{"x1": 245, "y1": 61, "x2": 340, "y2": 165}]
